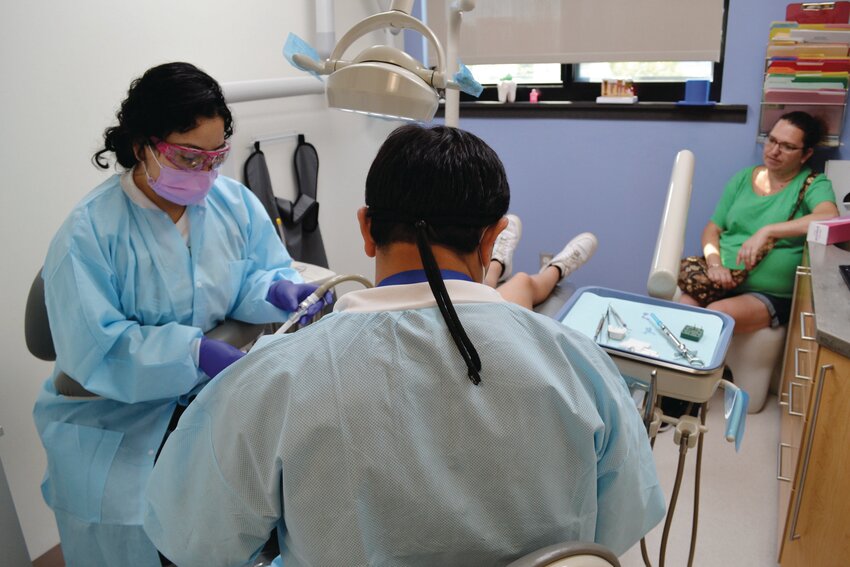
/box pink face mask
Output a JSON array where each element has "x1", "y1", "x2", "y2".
[{"x1": 143, "y1": 149, "x2": 218, "y2": 205}]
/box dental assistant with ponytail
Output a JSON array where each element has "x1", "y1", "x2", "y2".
[
  {"x1": 33, "y1": 62, "x2": 329, "y2": 567},
  {"x1": 144, "y1": 124, "x2": 664, "y2": 566}
]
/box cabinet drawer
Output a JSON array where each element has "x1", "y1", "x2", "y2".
[
  {"x1": 779, "y1": 267, "x2": 815, "y2": 402},
  {"x1": 780, "y1": 351, "x2": 850, "y2": 565},
  {"x1": 777, "y1": 265, "x2": 814, "y2": 558}
]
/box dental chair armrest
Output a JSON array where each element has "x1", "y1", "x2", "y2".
[
  {"x1": 205, "y1": 319, "x2": 268, "y2": 350},
  {"x1": 53, "y1": 320, "x2": 267, "y2": 398},
  {"x1": 506, "y1": 541, "x2": 621, "y2": 567},
  {"x1": 25, "y1": 269, "x2": 56, "y2": 361},
  {"x1": 54, "y1": 371, "x2": 101, "y2": 398}
]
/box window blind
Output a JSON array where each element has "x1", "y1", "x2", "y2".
[{"x1": 425, "y1": 0, "x2": 726, "y2": 65}]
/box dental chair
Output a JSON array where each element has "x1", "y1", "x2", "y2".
[
  {"x1": 506, "y1": 541, "x2": 620, "y2": 567},
  {"x1": 251, "y1": 541, "x2": 622, "y2": 567},
  {"x1": 24, "y1": 268, "x2": 268, "y2": 396},
  {"x1": 24, "y1": 261, "x2": 336, "y2": 396},
  {"x1": 647, "y1": 150, "x2": 783, "y2": 413}
]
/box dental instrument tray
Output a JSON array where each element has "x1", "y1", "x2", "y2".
[{"x1": 554, "y1": 286, "x2": 734, "y2": 403}]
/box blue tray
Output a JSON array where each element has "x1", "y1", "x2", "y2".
[{"x1": 554, "y1": 286, "x2": 734, "y2": 375}]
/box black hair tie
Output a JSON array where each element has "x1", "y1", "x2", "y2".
[{"x1": 414, "y1": 220, "x2": 482, "y2": 385}]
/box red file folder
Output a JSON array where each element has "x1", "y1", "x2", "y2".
[
  {"x1": 787, "y1": 2, "x2": 850, "y2": 24},
  {"x1": 769, "y1": 58, "x2": 850, "y2": 73}
]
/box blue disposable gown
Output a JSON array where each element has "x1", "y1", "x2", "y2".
[
  {"x1": 145, "y1": 281, "x2": 665, "y2": 567},
  {"x1": 33, "y1": 172, "x2": 300, "y2": 567}
]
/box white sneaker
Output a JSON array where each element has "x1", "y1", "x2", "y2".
[
  {"x1": 491, "y1": 214, "x2": 522, "y2": 282},
  {"x1": 545, "y1": 232, "x2": 598, "y2": 282}
]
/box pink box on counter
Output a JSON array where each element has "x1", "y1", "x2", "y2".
[{"x1": 807, "y1": 216, "x2": 850, "y2": 244}]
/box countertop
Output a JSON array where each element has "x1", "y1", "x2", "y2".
[{"x1": 809, "y1": 242, "x2": 850, "y2": 358}]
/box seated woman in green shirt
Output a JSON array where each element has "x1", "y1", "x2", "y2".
[{"x1": 680, "y1": 111, "x2": 838, "y2": 332}]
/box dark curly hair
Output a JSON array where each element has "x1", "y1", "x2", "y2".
[
  {"x1": 93, "y1": 62, "x2": 233, "y2": 169},
  {"x1": 778, "y1": 111, "x2": 825, "y2": 150}
]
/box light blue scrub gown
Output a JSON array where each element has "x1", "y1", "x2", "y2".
[
  {"x1": 145, "y1": 280, "x2": 666, "y2": 567},
  {"x1": 33, "y1": 172, "x2": 300, "y2": 567}
]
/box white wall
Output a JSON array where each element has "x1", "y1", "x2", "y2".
[{"x1": 0, "y1": 1, "x2": 398, "y2": 558}]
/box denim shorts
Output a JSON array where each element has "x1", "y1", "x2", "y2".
[{"x1": 743, "y1": 292, "x2": 792, "y2": 328}]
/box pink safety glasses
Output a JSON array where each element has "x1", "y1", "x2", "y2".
[{"x1": 151, "y1": 137, "x2": 231, "y2": 171}]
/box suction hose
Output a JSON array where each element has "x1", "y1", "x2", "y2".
[{"x1": 275, "y1": 274, "x2": 374, "y2": 334}]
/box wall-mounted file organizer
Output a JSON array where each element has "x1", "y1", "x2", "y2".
[
  {"x1": 758, "y1": 18, "x2": 850, "y2": 147},
  {"x1": 759, "y1": 102, "x2": 846, "y2": 143}
]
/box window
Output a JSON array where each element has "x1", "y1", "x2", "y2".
[
  {"x1": 575, "y1": 62, "x2": 714, "y2": 84},
  {"x1": 462, "y1": 63, "x2": 562, "y2": 86},
  {"x1": 427, "y1": 0, "x2": 729, "y2": 104},
  {"x1": 461, "y1": 60, "x2": 723, "y2": 103}
]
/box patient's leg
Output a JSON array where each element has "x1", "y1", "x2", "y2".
[
  {"x1": 491, "y1": 231, "x2": 598, "y2": 309},
  {"x1": 496, "y1": 268, "x2": 561, "y2": 309},
  {"x1": 484, "y1": 260, "x2": 504, "y2": 288}
]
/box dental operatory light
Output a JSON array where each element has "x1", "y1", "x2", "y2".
[
  {"x1": 286, "y1": 0, "x2": 481, "y2": 125},
  {"x1": 324, "y1": 45, "x2": 442, "y2": 122}
]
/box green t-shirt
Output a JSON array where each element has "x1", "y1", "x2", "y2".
[{"x1": 710, "y1": 166, "x2": 835, "y2": 298}]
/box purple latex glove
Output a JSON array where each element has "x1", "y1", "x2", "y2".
[
  {"x1": 267, "y1": 280, "x2": 334, "y2": 323},
  {"x1": 198, "y1": 337, "x2": 246, "y2": 379}
]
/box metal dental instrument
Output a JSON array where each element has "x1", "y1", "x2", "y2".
[
  {"x1": 606, "y1": 303, "x2": 627, "y2": 340},
  {"x1": 642, "y1": 312, "x2": 705, "y2": 367},
  {"x1": 608, "y1": 304, "x2": 627, "y2": 329},
  {"x1": 593, "y1": 311, "x2": 607, "y2": 342},
  {"x1": 275, "y1": 274, "x2": 374, "y2": 334}
]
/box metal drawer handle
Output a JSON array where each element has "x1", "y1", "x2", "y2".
[
  {"x1": 777, "y1": 442, "x2": 793, "y2": 482},
  {"x1": 795, "y1": 266, "x2": 811, "y2": 276},
  {"x1": 799, "y1": 312, "x2": 816, "y2": 341},
  {"x1": 788, "y1": 381, "x2": 805, "y2": 417},
  {"x1": 794, "y1": 348, "x2": 812, "y2": 381},
  {"x1": 789, "y1": 364, "x2": 833, "y2": 541}
]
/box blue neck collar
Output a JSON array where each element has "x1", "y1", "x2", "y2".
[{"x1": 377, "y1": 269, "x2": 474, "y2": 287}]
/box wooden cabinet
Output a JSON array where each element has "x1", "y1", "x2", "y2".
[
  {"x1": 777, "y1": 267, "x2": 816, "y2": 544},
  {"x1": 777, "y1": 267, "x2": 850, "y2": 566}
]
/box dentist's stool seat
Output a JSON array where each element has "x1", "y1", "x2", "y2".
[
  {"x1": 723, "y1": 325, "x2": 786, "y2": 414},
  {"x1": 25, "y1": 269, "x2": 267, "y2": 397},
  {"x1": 506, "y1": 541, "x2": 620, "y2": 567}
]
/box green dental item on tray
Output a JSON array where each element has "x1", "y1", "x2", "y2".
[{"x1": 680, "y1": 325, "x2": 704, "y2": 342}]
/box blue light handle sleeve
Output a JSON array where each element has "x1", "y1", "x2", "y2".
[
  {"x1": 452, "y1": 60, "x2": 483, "y2": 97},
  {"x1": 723, "y1": 380, "x2": 749, "y2": 452},
  {"x1": 284, "y1": 33, "x2": 323, "y2": 78}
]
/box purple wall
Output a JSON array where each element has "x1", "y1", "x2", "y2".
[{"x1": 427, "y1": 0, "x2": 848, "y2": 293}]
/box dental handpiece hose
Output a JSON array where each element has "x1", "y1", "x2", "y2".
[{"x1": 275, "y1": 274, "x2": 374, "y2": 334}]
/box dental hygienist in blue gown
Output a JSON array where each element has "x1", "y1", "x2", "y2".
[{"x1": 32, "y1": 62, "x2": 328, "y2": 567}]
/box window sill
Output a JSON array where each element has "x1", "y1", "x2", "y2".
[{"x1": 437, "y1": 101, "x2": 748, "y2": 123}]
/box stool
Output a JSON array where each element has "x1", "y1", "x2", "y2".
[{"x1": 724, "y1": 325, "x2": 787, "y2": 413}]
